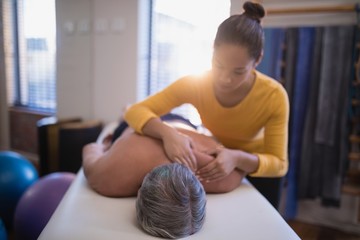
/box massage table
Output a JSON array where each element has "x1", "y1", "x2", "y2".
[{"x1": 38, "y1": 122, "x2": 300, "y2": 240}]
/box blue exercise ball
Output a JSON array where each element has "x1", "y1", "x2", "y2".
[
  {"x1": 14, "y1": 172, "x2": 76, "y2": 240},
  {"x1": 0, "y1": 151, "x2": 39, "y2": 229},
  {"x1": 0, "y1": 218, "x2": 7, "y2": 240}
]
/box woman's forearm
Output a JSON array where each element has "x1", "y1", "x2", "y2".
[
  {"x1": 143, "y1": 118, "x2": 197, "y2": 170},
  {"x1": 142, "y1": 117, "x2": 178, "y2": 140},
  {"x1": 231, "y1": 149, "x2": 259, "y2": 174}
]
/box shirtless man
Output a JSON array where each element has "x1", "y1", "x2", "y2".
[{"x1": 82, "y1": 120, "x2": 244, "y2": 197}]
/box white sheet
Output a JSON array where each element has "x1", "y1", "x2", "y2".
[{"x1": 39, "y1": 169, "x2": 300, "y2": 240}]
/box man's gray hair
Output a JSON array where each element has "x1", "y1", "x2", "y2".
[{"x1": 136, "y1": 163, "x2": 206, "y2": 239}]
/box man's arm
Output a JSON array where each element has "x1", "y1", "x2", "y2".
[{"x1": 82, "y1": 143, "x2": 105, "y2": 181}]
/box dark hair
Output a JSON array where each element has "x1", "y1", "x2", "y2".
[
  {"x1": 214, "y1": 1, "x2": 265, "y2": 61},
  {"x1": 136, "y1": 163, "x2": 206, "y2": 239}
]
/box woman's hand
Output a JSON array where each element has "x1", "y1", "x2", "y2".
[
  {"x1": 140, "y1": 117, "x2": 198, "y2": 170},
  {"x1": 162, "y1": 130, "x2": 197, "y2": 171},
  {"x1": 196, "y1": 147, "x2": 238, "y2": 182}
]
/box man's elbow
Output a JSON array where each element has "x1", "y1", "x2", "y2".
[{"x1": 203, "y1": 171, "x2": 243, "y2": 193}]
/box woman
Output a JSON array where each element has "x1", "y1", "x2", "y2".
[{"x1": 124, "y1": 2, "x2": 289, "y2": 205}]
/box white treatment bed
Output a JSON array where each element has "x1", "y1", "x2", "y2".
[
  {"x1": 38, "y1": 170, "x2": 299, "y2": 240},
  {"x1": 39, "y1": 122, "x2": 300, "y2": 240}
]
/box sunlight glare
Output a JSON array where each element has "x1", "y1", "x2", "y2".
[{"x1": 155, "y1": 0, "x2": 230, "y2": 75}]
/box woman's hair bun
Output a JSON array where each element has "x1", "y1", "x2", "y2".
[{"x1": 243, "y1": 1, "x2": 265, "y2": 23}]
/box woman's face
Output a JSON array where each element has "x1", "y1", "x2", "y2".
[{"x1": 212, "y1": 44, "x2": 258, "y2": 93}]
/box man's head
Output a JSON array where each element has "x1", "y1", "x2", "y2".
[{"x1": 136, "y1": 163, "x2": 206, "y2": 239}]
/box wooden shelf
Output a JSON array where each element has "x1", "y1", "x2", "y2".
[
  {"x1": 347, "y1": 169, "x2": 360, "y2": 178},
  {"x1": 352, "y1": 99, "x2": 360, "y2": 107},
  {"x1": 266, "y1": 4, "x2": 357, "y2": 15},
  {"x1": 350, "y1": 135, "x2": 360, "y2": 143},
  {"x1": 342, "y1": 183, "x2": 360, "y2": 196},
  {"x1": 353, "y1": 80, "x2": 360, "y2": 86},
  {"x1": 351, "y1": 117, "x2": 360, "y2": 124},
  {"x1": 348, "y1": 152, "x2": 360, "y2": 161},
  {"x1": 342, "y1": 170, "x2": 360, "y2": 196}
]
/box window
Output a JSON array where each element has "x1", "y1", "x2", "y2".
[
  {"x1": 149, "y1": 0, "x2": 230, "y2": 125},
  {"x1": 5, "y1": 0, "x2": 56, "y2": 112}
]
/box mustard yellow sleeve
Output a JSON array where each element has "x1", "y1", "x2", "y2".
[
  {"x1": 249, "y1": 86, "x2": 289, "y2": 177},
  {"x1": 124, "y1": 76, "x2": 195, "y2": 133},
  {"x1": 123, "y1": 104, "x2": 158, "y2": 134},
  {"x1": 251, "y1": 153, "x2": 289, "y2": 177}
]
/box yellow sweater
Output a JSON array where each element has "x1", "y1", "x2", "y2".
[{"x1": 124, "y1": 70, "x2": 289, "y2": 177}]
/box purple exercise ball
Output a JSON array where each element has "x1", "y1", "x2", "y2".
[{"x1": 14, "y1": 172, "x2": 76, "y2": 240}]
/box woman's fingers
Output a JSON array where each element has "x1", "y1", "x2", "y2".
[
  {"x1": 196, "y1": 161, "x2": 216, "y2": 180},
  {"x1": 173, "y1": 152, "x2": 197, "y2": 171},
  {"x1": 187, "y1": 151, "x2": 197, "y2": 171},
  {"x1": 173, "y1": 157, "x2": 182, "y2": 164},
  {"x1": 196, "y1": 158, "x2": 228, "y2": 182}
]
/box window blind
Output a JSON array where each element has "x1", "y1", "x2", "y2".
[
  {"x1": 4, "y1": 0, "x2": 56, "y2": 113},
  {"x1": 149, "y1": 0, "x2": 230, "y2": 125}
]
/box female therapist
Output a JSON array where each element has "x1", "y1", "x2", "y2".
[{"x1": 124, "y1": 1, "x2": 289, "y2": 207}]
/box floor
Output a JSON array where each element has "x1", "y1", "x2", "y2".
[
  {"x1": 287, "y1": 220, "x2": 360, "y2": 240},
  {"x1": 5, "y1": 220, "x2": 360, "y2": 240}
]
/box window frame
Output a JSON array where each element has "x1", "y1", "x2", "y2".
[{"x1": 7, "y1": 0, "x2": 57, "y2": 114}]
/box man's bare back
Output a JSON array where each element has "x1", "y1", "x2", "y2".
[{"x1": 82, "y1": 125, "x2": 244, "y2": 197}]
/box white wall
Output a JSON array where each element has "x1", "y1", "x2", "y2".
[
  {"x1": 231, "y1": 0, "x2": 358, "y2": 27},
  {"x1": 56, "y1": 0, "x2": 148, "y2": 123}
]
